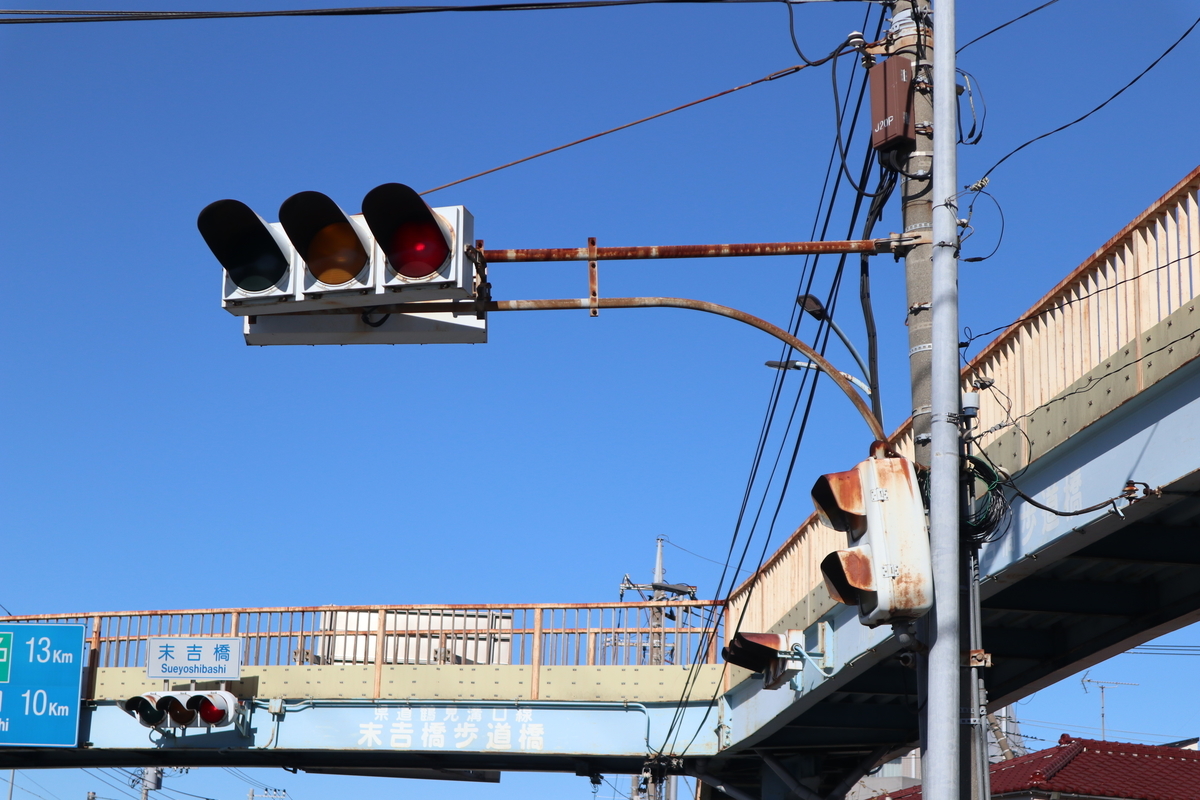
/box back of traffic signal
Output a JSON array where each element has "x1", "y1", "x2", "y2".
[{"x1": 723, "y1": 450, "x2": 932, "y2": 680}]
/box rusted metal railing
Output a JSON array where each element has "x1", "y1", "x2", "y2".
[{"x1": 0, "y1": 601, "x2": 724, "y2": 672}]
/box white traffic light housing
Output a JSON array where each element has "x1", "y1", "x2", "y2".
[
  {"x1": 198, "y1": 183, "x2": 476, "y2": 317},
  {"x1": 198, "y1": 200, "x2": 299, "y2": 310},
  {"x1": 279, "y1": 191, "x2": 374, "y2": 297},
  {"x1": 363, "y1": 182, "x2": 472, "y2": 300},
  {"x1": 119, "y1": 691, "x2": 241, "y2": 729},
  {"x1": 812, "y1": 453, "x2": 932, "y2": 627}
]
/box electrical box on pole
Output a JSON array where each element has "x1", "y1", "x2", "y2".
[{"x1": 870, "y1": 56, "x2": 917, "y2": 153}]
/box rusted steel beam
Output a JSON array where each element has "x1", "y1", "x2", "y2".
[{"x1": 482, "y1": 239, "x2": 884, "y2": 263}]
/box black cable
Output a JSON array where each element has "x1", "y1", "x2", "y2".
[
  {"x1": 653, "y1": 63, "x2": 861, "y2": 749},
  {"x1": 657, "y1": 3, "x2": 882, "y2": 755},
  {"x1": 673, "y1": 5, "x2": 886, "y2": 758},
  {"x1": 880, "y1": 149, "x2": 926, "y2": 181},
  {"x1": 830, "y1": 47, "x2": 889, "y2": 197},
  {"x1": 960, "y1": 187, "x2": 1004, "y2": 263},
  {"x1": 80, "y1": 771, "x2": 140, "y2": 800},
  {"x1": 956, "y1": 68, "x2": 985, "y2": 145},
  {"x1": 0, "y1": 0, "x2": 799, "y2": 24},
  {"x1": 961, "y1": 455, "x2": 1010, "y2": 544},
  {"x1": 976, "y1": 12, "x2": 1200, "y2": 182},
  {"x1": 361, "y1": 309, "x2": 390, "y2": 328},
  {"x1": 156, "y1": 786, "x2": 219, "y2": 800},
  {"x1": 957, "y1": 0, "x2": 1064, "y2": 54},
  {"x1": 858, "y1": 167, "x2": 896, "y2": 425},
  {"x1": 781, "y1": 1, "x2": 852, "y2": 68}
]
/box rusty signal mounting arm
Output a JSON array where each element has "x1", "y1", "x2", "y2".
[{"x1": 481, "y1": 234, "x2": 923, "y2": 263}]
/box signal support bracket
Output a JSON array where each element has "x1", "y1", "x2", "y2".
[
  {"x1": 588, "y1": 237, "x2": 599, "y2": 317},
  {"x1": 469, "y1": 240, "x2": 491, "y2": 320},
  {"x1": 876, "y1": 231, "x2": 931, "y2": 255}
]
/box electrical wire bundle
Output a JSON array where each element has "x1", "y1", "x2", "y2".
[{"x1": 962, "y1": 454, "x2": 1011, "y2": 544}]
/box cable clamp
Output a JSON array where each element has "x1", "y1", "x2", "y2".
[
  {"x1": 466, "y1": 242, "x2": 491, "y2": 320},
  {"x1": 587, "y1": 237, "x2": 599, "y2": 317},
  {"x1": 877, "y1": 230, "x2": 931, "y2": 253}
]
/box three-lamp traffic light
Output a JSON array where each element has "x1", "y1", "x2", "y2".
[
  {"x1": 812, "y1": 453, "x2": 932, "y2": 627},
  {"x1": 119, "y1": 691, "x2": 241, "y2": 729},
  {"x1": 197, "y1": 183, "x2": 485, "y2": 344}
]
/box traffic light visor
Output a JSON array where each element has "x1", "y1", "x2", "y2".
[
  {"x1": 198, "y1": 199, "x2": 290, "y2": 293},
  {"x1": 821, "y1": 548, "x2": 875, "y2": 606},
  {"x1": 812, "y1": 467, "x2": 867, "y2": 537},
  {"x1": 161, "y1": 695, "x2": 196, "y2": 726},
  {"x1": 279, "y1": 191, "x2": 369, "y2": 286},
  {"x1": 362, "y1": 183, "x2": 452, "y2": 279},
  {"x1": 122, "y1": 695, "x2": 166, "y2": 727},
  {"x1": 722, "y1": 632, "x2": 787, "y2": 673},
  {"x1": 187, "y1": 692, "x2": 236, "y2": 726}
]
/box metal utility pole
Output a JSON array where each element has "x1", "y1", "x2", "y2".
[
  {"x1": 891, "y1": 0, "x2": 963, "y2": 799},
  {"x1": 651, "y1": 536, "x2": 666, "y2": 667},
  {"x1": 929, "y1": 0, "x2": 963, "y2": 798},
  {"x1": 139, "y1": 768, "x2": 161, "y2": 800}
]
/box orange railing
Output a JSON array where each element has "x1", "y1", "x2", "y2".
[{"x1": 1, "y1": 601, "x2": 724, "y2": 671}]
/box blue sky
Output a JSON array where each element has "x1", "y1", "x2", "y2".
[{"x1": 2, "y1": 0, "x2": 1199, "y2": 798}]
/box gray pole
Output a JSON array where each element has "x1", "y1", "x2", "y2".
[
  {"x1": 889, "y1": 0, "x2": 935, "y2": 786},
  {"x1": 927, "y1": 1, "x2": 961, "y2": 800}
]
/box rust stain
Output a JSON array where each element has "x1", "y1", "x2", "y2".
[
  {"x1": 812, "y1": 468, "x2": 866, "y2": 535},
  {"x1": 482, "y1": 240, "x2": 880, "y2": 263},
  {"x1": 840, "y1": 549, "x2": 874, "y2": 592}
]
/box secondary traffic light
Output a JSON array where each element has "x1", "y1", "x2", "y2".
[
  {"x1": 812, "y1": 453, "x2": 932, "y2": 627},
  {"x1": 119, "y1": 691, "x2": 241, "y2": 728},
  {"x1": 722, "y1": 631, "x2": 804, "y2": 690},
  {"x1": 198, "y1": 183, "x2": 476, "y2": 316}
]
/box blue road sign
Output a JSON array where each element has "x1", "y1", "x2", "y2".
[{"x1": 0, "y1": 623, "x2": 85, "y2": 747}]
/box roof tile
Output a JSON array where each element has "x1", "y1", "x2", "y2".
[{"x1": 870, "y1": 735, "x2": 1200, "y2": 800}]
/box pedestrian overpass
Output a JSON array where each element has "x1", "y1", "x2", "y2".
[{"x1": 3, "y1": 167, "x2": 1199, "y2": 798}]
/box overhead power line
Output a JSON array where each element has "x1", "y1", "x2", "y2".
[
  {"x1": 0, "y1": 0, "x2": 856, "y2": 25},
  {"x1": 977, "y1": 12, "x2": 1200, "y2": 181},
  {"x1": 422, "y1": 60, "x2": 830, "y2": 194},
  {"x1": 956, "y1": 0, "x2": 1064, "y2": 54}
]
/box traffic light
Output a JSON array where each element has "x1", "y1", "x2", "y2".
[
  {"x1": 812, "y1": 453, "x2": 932, "y2": 627},
  {"x1": 198, "y1": 183, "x2": 476, "y2": 317},
  {"x1": 722, "y1": 631, "x2": 803, "y2": 690},
  {"x1": 119, "y1": 691, "x2": 241, "y2": 728}
]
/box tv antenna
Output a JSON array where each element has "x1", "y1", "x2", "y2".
[{"x1": 1081, "y1": 671, "x2": 1139, "y2": 740}]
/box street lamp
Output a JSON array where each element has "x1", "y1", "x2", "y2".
[{"x1": 796, "y1": 294, "x2": 869, "y2": 382}]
